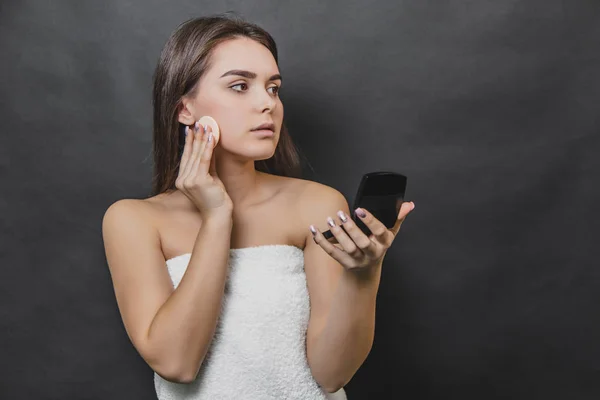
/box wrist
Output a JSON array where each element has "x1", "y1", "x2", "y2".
[
  {"x1": 203, "y1": 209, "x2": 233, "y2": 225},
  {"x1": 344, "y1": 261, "x2": 382, "y2": 283}
]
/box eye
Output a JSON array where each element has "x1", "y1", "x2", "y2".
[
  {"x1": 230, "y1": 83, "x2": 248, "y2": 92},
  {"x1": 230, "y1": 83, "x2": 281, "y2": 95},
  {"x1": 268, "y1": 86, "x2": 280, "y2": 95}
]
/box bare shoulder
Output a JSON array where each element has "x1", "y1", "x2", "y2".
[
  {"x1": 283, "y1": 177, "x2": 350, "y2": 232},
  {"x1": 102, "y1": 197, "x2": 160, "y2": 232},
  {"x1": 272, "y1": 175, "x2": 344, "y2": 207},
  {"x1": 296, "y1": 179, "x2": 345, "y2": 204},
  {"x1": 104, "y1": 190, "x2": 180, "y2": 227},
  {"x1": 101, "y1": 198, "x2": 163, "y2": 263},
  {"x1": 101, "y1": 196, "x2": 184, "y2": 374}
]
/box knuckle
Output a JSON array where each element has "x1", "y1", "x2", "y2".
[
  {"x1": 357, "y1": 239, "x2": 372, "y2": 250},
  {"x1": 345, "y1": 243, "x2": 359, "y2": 253},
  {"x1": 343, "y1": 223, "x2": 357, "y2": 233},
  {"x1": 374, "y1": 227, "x2": 387, "y2": 236},
  {"x1": 349, "y1": 247, "x2": 362, "y2": 257}
]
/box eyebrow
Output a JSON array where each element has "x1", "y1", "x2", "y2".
[{"x1": 219, "y1": 69, "x2": 282, "y2": 82}]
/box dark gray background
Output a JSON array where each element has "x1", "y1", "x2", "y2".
[{"x1": 1, "y1": 1, "x2": 599, "y2": 399}]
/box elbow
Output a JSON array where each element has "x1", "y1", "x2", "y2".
[
  {"x1": 169, "y1": 372, "x2": 198, "y2": 385},
  {"x1": 324, "y1": 383, "x2": 344, "y2": 394},
  {"x1": 154, "y1": 363, "x2": 198, "y2": 384},
  {"x1": 321, "y1": 376, "x2": 348, "y2": 394},
  {"x1": 140, "y1": 340, "x2": 206, "y2": 384},
  {"x1": 176, "y1": 367, "x2": 200, "y2": 384},
  {"x1": 149, "y1": 357, "x2": 199, "y2": 384},
  {"x1": 308, "y1": 354, "x2": 348, "y2": 394},
  {"x1": 315, "y1": 374, "x2": 345, "y2": 394}
]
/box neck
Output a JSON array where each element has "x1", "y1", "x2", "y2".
[
  {"x1": 215, "y1": 154, "x2": 262, "y2": 209},
  {"x1": 170, "y1": 149, "x2": 267, "y2": 212}
]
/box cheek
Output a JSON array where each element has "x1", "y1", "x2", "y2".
[
  {"x1": 199, "y1": 103, "x2": 244, "y2": 138},
  {"x1": 276, "y1": 99, "x2": 284, "y2": 121},
  {"x1": 216, "y1": 111, "x2": 246, "y2": 140}
]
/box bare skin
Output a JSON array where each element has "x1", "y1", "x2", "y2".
[
  {"x1": 102, "y1": 35, "x2": 402, "y2": 391},
  {"x1": 144, "y1": 172, "x2": 312, "y2": 260},
  {"x1": 102, "y1": 36, "x2": 324, "y2": 383}
]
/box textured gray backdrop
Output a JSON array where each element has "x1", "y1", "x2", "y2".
[{"x1": 1, "y1": 1, "x2": 599, "y2": 399}]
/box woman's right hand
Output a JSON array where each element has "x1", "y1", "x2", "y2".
[{"x1": 175, "y1": 121, "x2": 233, "y2": 218}]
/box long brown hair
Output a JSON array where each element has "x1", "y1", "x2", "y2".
[{"x1": 151, "y1": 12, "x2": 303, "y2": 196}]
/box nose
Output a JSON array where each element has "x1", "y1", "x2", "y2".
[{"x1": 255, "y1": 88, "x2": 277, "y2": 112}]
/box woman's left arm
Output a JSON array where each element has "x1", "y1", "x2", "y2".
[{"x1": 302, "y1": 186, "x2": 414, "y2": 393}]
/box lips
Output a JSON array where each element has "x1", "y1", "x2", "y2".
[{"x1": 251, "y1": 122, "x2": 275, "y2": 132}]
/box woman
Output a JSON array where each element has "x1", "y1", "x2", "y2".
[{"x1": 102, "y1": 13, "x2": 414, "y2": 399}]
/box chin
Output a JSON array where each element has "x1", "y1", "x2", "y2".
[
  {"x1": 246, "y1": 145, "x2": 277, "y2": 160},
  {"x1": 253, "y1": 149, "x2": 277, "y2": 160}
]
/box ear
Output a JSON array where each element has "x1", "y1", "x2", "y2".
[{"x1": 177, "y1": 97, "x2": 197, "y2": 126}]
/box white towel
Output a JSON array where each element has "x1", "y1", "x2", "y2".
[{"x1": 154, "y1": 244, "x2": 348, "y2": 400}]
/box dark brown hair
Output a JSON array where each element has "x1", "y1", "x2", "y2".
[{"x1": 151, "y1": 12, "x2": 303, "y2": 196}]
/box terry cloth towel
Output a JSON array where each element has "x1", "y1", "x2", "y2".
[{"x1": 154, "y1": 244, "x2": 348, "y2": 400}]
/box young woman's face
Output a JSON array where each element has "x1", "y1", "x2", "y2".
[{"x1": 181, "y1": 37, "x2": 284, "y2": 160}]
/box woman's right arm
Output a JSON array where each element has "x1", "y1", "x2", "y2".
[{"x1": 102, "y1": 199, "x2": 233, "y2": 383}]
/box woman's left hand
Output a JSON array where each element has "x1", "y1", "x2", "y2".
[{"x1": 309, "y1": 201, "x2": 415, "y2": 273}]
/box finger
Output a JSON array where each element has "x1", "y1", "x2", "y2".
[
  {"x1": 325, "y1": 234, "x2": 340, "y2": 245},
  {"x1": 197, "y1": 125, "x2": 215, "y2": 177},
  {"x1": 208, "y1": 128, "x2": 218, "y2": 177},
  {"x1": 189, "y1": 123, "x2": 209, "y2": 178},
  {"x1": 179, "y1": 126, "x2": 194, "y2": 172},
  {"x1": 324, "y1": 215, "x2": 362, "y2": 257},
  {"x1": 310, "y1": 225, "x2": 356, "y2": 268},
  {"x1": 334, "y1": 211, "x2": 379, "y2": 259},
  {"x1": 354, "y1": 208, "x2": 392, "y2": 246},
  {"x1": 182, "y1": 124, "x2": 201, "y2": 178},
  {"x1": 389, "y1": 201, "x2": 415, "y2": 236}
]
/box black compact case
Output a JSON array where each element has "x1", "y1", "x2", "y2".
[{"x1": 322, "y1": 171, "x2": 408, "y2": 241}]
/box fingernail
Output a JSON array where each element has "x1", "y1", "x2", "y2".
[
  {"x1": 411, "y1": 202, "x2": 415, "y2": 210},
  {"x1": 208, "y1": 132, "x2": 213, "y2": 143},
  {"x1": 355, "y1": 208, "x2": 366, "y2": 218},
  {"x1": 184, "y1": 126, "x2": 189, "y2": 136},
  {"x1": 309, "y1": 225, "x2": 317, "y2": 236},
  {"x1": 195, "y1": 121, "x2": 200, "y2": 131},
  {"x1": 327, "y1": 217, "x2": 336, "y2": 227},
  {"x1": 337, "y1": 210, "x2": 348, "y2": 223},
  {"x1": 204, "y1": 124, "x2": 209, "y2": 134}
]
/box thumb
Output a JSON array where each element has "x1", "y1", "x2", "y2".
[{"x1": 390, "y1": 202, "x2": 413, "y2": 235}]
